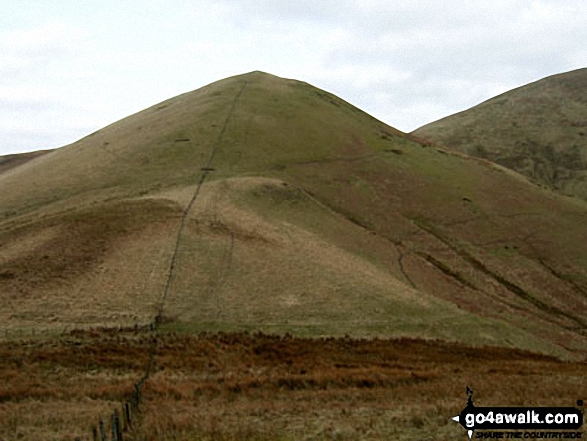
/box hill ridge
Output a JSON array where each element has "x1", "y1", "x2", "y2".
[{"x1": 413, "y1": 67, "x2": 587, "y2": 200}]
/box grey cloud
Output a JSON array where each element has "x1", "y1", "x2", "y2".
[{"x1": 213, "y1": 0, "x2": 347, "y2": 24}]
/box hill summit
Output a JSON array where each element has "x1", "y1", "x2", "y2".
[{"x1": 1, "y1": 71, "x2": 586, "y2": 358}]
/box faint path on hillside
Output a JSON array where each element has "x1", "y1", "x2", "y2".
[
  {"x1": 213, "y1": 231, "x2": 235, "y2": 319},
  {"x1": 106, "y1": 80, "x2": 249, "y2": 441},
  {"x1": 156, "y1": 80, "x2": 248, "y2": 322}
]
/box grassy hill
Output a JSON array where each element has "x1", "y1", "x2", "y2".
[
  {"x1": 414, "y1": 68, "x2": 587, "y2": 200},
  {"x1": 1, "y1": 71, "x2": 586, "y2": 359},
  {"x1": 0, "y1": 149, "x2": 52, "y2": 175}
]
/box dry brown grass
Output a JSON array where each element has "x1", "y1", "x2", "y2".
[
  {"x1": 0, "y1": 198, "x2": 180, "y2": 332},
  {"x1": 134, "y1": 334, "x2": 587, "y2": 441},
  {"x1": 0, "y1": 329, "x2": 149, "y2": 440},
  {"x1": 1, "y1": 330, "x2": 584, "y2": 440}
]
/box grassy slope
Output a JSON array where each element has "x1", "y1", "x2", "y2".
[
  {"x1": 413, "y1": 68, "x2": 587, "y2": 200},
  {"x1": 0, "y1": 72, "x2": 586, "y2": 358},
  {"x1": 0, "y1": 149, "x2": 53, "y2": 176}
]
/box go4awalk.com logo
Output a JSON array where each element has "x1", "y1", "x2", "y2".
[{"x1": 452, "y1": 387, "x2": 584, "y2": 439}]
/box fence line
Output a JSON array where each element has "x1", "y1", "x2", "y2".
[
  {"x1": 157, "y1": 79, "x2": 248, "y2": 323},
  {"x1": 0, "y1": 323, "x2": 155, "y2": 341},
  {"x1": 0, "y1": 81, "x2": 250, "y2": 440},
  {"x1": 86, "y1": 322, "x2": 155, "y2": 441}
]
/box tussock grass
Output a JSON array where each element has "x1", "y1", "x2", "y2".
[{"x1": 1, "y1": 330, "x2": 584, "y2": 440}]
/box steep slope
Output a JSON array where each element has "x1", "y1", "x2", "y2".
[
  {"x1": 1, "y1": 71, "x2": 586, "y2": 358},
  {"x1": 413, "y1": 68, "x2": 587, "y2": 200}
]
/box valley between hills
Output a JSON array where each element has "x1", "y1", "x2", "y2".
[{"x1": 0, "y1": 70, "x2": 585, "y2": 440}]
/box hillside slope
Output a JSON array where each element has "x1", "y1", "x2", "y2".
[
  {"x1": 414, "y1": 68, "x2": 587, "y2": 200},
  {"x1": 1, "y1": 71, "x2": 586, "y2": 358},
  {"x1": 0, "y1": 149, "x2": 52, "y2": 176}
]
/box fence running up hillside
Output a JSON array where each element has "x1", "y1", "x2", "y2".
[
  {"x1": 2, "y1": 81, "x2": 250, "y2": 440},
  {"x1": 83, "y1": 80, "x2": 249, "y2": 441}
]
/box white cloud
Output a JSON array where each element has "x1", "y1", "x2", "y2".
[
  {"x1": 0, "y1": 21, "x2": 101, "y2": 153},
  {"x1": 0, "y1": 20, "x2": 85, "y2": 73},
  {"x1": 0, "y1": 86, "x2": 56, "y2": 109},
  {"x1": 1, "y1": 20, "x2": 82, "y2": 51}
]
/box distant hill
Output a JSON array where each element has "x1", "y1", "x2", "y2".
[
  {"x1": 1, "y1": 71, "x2": 586, "y2": 358},
  {"x1": 414, "y1": 68, "x2": 587, "y2": 200},
  {"x1": 0, "y1": 149, "x2": 52, "y2": 175}
]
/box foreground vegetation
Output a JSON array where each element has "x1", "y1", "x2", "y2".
[{"x1": 0, "y1": 329, "x2": 585, "y2": 440}]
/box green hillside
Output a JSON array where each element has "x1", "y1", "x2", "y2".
[
  {"x1": 414, "y1": 68, "x2": 587, "y2": 200},
  {"x1": 1, "y1": 71, "x2": 586, "y2": 358}
]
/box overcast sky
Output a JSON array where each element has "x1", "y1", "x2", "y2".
[{"x1": 1, "y1": 0, "x2": 586, "y2": 155}]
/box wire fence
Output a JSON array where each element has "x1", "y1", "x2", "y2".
[
  {"x1": 88, "y1": 341, "x2": 155, "y2": 441},
  {"x1": 2, "y1": 80, "x2": 249, "y2": 440},
  {"x1": 83, "y1": 82, "x2": 247, "y2": 440},
  {"x1": 1, "y1": 327, "x2": 63, "y2": 340},
  {"x1": 1, "y1": 323, "x2": 155, "y2": 440},
  {"x1": 0, "y1": 323, "x2": 153, "y2": 340}
]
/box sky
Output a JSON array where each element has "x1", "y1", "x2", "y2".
[{"x1": 1, "y1": 0, "x2": 586, "y2": 155}]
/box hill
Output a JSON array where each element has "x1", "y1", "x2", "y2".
[
  {"x1": 413, "y1": 68, "x2": 587, "y2": 200},
  {"x1": 0, "y1": 149, "x2": 52, "y2": 175},
  {"x1": 1, "y1": 71, "x2": 586, "y2": 359}
]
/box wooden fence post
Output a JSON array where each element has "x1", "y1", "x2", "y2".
[
  {"x1": 99, "y1": 419, "x2": 107, "y2": 441},
  {"x1": 115, "y1": 408, "x2": 123, "y2": 441},
  {"x1": 125, "y1": 402, "x2": 131, "y2": 427},
  {"x1": 119, "y1": 405, "x2": 125, "y2": 433},
  {"x1": 134, "y1": 384, "x2": 140, "y2": 411},
  {"x1": 111, "y1": 411, "x2": 117, "y2": 441}
]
